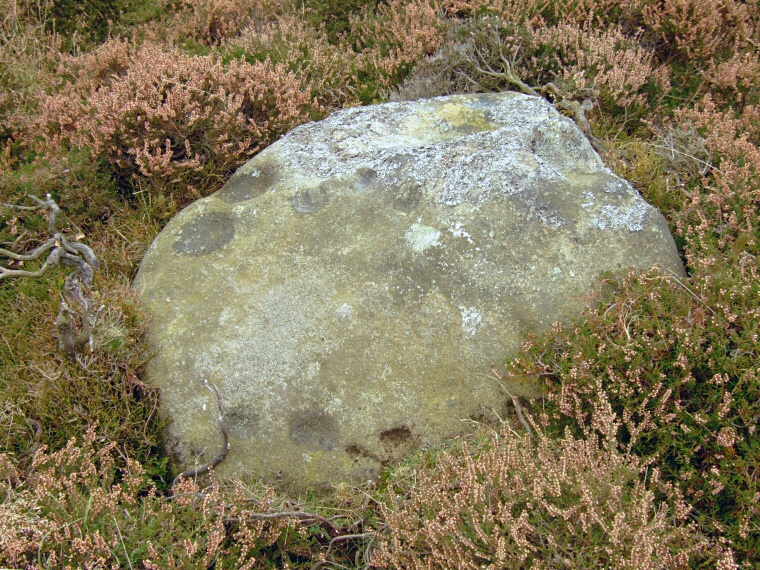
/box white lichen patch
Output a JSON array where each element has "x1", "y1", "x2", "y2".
[
  {"x1": 591, "y1": 203, "x2": 647, "y2": 231},
  {"x1": 275, "y1": 93, "x2": 604, "y2": 208},
  {"x1": 218, "y1": 306, "x2": 236, "y2": 326},
  {"x1": 336, "y1": 303, "x2": 353, "y2": 321},
  {"x1": 459, "y1": 306, "x2": 483, "y2": 338},
  {"x1": 604, "y1": 178, "x2": 627, "y2": 194},
  {"x1": 405, "y1": 223, "x2": 441, "y2": 252},
  {"x1": 533, "y1": 208, "x2": 566, "y2": 229},
  {"x1": 581, "y1": 180, "x2": 649, "y2": 232},
  {"x1": 232, "y1": 204, "x2": 257, "y2": 218},
  {"x1": 448, "y1": 222, "x2": 475, "y2": 244},
  {"x1": 307, "y1": 361, "x2": 320, "y2": 380}
]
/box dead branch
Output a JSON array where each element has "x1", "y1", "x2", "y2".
[
  {"x1": 226, "y1": 510, "x2": 340, "y2": 536},
  {"x1": 491, "y1": 366, "x2": 539, "y2": 443},
  {"x1": 471, "y1": 40, "x2": 604, "y2": 154},
  {"x1": 473, "y1": 41, "x2": 539, "y2": 97},
  {"x1": 56, "y1": 274, "x2": 103, "y2": 358},
  {"x1": 554, "y1": 96, "x2": 604, "y2": 154},
  {"x1": 310, "y1": 533, "x2": 375, "y2": 570},
  {"x1": 172, "y1": 380, "x2": 230, "y2": 489},
  {"x1": 510, "y1": 394, "x2": 538, "y2": 444},
  {"x1": 28, "y1": 417, "x2": 43, "y2": 450},
  {"x1": 220, "y1": 491, "x2": 372, "y2": 566},
  {"x1": 3, "y1": 193, "x2": 60, "y2": 233},
  {"x1": 1, "y1": 194, "x2": 101, "y2": 357}
]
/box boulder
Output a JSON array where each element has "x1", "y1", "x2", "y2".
[{"x1": 134, "y1": 92, "x2": 684, "y2": 491}]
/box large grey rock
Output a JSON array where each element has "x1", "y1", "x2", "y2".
[{"x1": 135, "y1": 92, "x2": 684, "y2": 491}]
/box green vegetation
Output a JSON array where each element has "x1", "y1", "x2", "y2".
[{"x1": 1, "y1": 0, "x2": 758, "y2": 567}]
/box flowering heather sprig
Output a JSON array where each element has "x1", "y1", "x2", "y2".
[
  {"x1": 228, "y1": 14, "x2": 357, "y2": 107},
  {"x1": 156, "y1": 0, "x2": 283, "y2": 46},
  {"x1": 705, "y1": 52, "x2": 760, "y2": 106},
  {"x1": 429, "y1": 20, "x2": 669, "y2": 120},
  {"x1": 674, "y1": 96, "x2": 760, "y2": 274},
  {"x1": 524, "y1": 23, "x2": 670, "y2": 116},
  {"x1": 507, "y1": 261, "x2": 760, "y2": 565},
  {"x1": 442, "y1": 0, "x2": 627, "y2": 27},
  {"x1": 375, "y1": 415, "x2": 704, "y2": 569},
  {"x1": 0, "y1": 430, "x2": 292, "y2": 568},
  {"x1": 24, "y1": 40, "x2": 317, "y2": 195},
  {"x1": 640, "y1": 0, "x2": 754, "y2": 61},
  {"x1": 352, "y1": 0, "x2": 446, "y2": 88}
]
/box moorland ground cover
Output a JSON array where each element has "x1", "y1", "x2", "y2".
[{"x1": 0, "y1": 0, "x2": 758, "y2": 567}]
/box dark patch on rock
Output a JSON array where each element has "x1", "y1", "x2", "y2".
[
  {"x1": 451, "y1": 123, "x2": 480, "y2": 135},
  {"x1": 532, "y1": 122, "x2": 597, "y2": 170},
  {"x1": 468, "y1": 92, "x2": 509, "y2": 109},
  {"x1": 377, "y1": 426, "x2": 419, "y2": 466},
  {"x1": 392, "y1": 181, "x2": 423, "y2": 212},
  {"x1": 217, "y1": 161, "x2": 280, "y2": 203},
  {"x1": 291, "y1": 184, "x2": 330, "y2": 214},
  {"x1": 355, "y1": 167, "x2": 378, "y2": 193},
  {"x1": 173, "y1": 211, "x2": 235, "y2": 256},
  {"x1": 379, "y1": 425, "x2": 412, "y2": 445},
  {"x1": 382, "y1": 153, "x2": 412, "y2": 173},
  {"x1": 226, "y1": 405, "x2": 259, "y2": 439},
  {"x1": 345, "y1": 444, "x2": 382, "y2": 464},
  {"x1": 391, "y1": 258, "x2": 435, "y2": 301},
  {"x1": 289, "y1": 409, "x2": 339, "y2": 450}
]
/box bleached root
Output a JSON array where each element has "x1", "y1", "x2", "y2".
[{"x1": 2, "y1": 194, "x2": 102, "y2": 357}]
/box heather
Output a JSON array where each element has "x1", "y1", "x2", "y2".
[{"x1": 0, "y1": 0, "x2": 758, "y2": 568}]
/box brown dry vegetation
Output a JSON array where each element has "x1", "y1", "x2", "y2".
[{"x1": 1, "y1": 0, "x2": 759, "y2": 567}]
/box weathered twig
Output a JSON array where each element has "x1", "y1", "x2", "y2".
[
  {"x1": 1, "y1": 195, "x2": 97, "y2": 280},
  {"x1": 470, "y1": 40, "x2": 605, "y2": 154},
  {"x1": 2, "y1": 193, "x2": 60, "y2": 233},
  {"x1": 56, "y1": 292, "x2": 102, "y2": 358},
  {"x1": 491, "y1": 366, "x2": 539, "y2": 443},
  {"x1": 662, "y1": 267, "x2": 717, "y2": 316},
  {"x1": 310, "y1": 532, "x2": 375, "y2": 570},
  {"x1": 172, "y1": 380, "x2": 230, "y2": 489},
  {"x1": 553, "y1": 96, "x2": 604, "y2": 154},
  {"x1": 222, "y1": 492, "x2": 373, "y2": 567},
  {"x1": 473, "y1": 41, "x2": 539, "y2": 97},
  {"x1": 227, "y1": 510, "x2": 340, "y2": 536},
  {"x1": 510, "y1": 395, "x2": 538, "y2": 443},
  {"x1": 1, "y1": 194, "x2": 102, "y2": 357},
  {"x1": 28, "y1": 417, "x2": 43, "y2": 450}
]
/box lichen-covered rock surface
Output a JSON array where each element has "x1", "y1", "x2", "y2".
[{"x1": 135, "y1": 92, "x2": 684, "y2": 491}]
